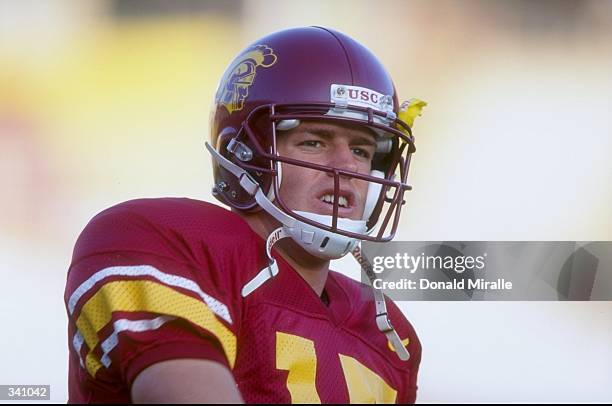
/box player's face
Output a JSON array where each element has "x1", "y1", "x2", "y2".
[{"x1": 276, "y1": 121, "x2": 376, "y2": 220}]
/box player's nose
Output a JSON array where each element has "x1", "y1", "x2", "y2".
[{"x1": 326, "y1": 143, "x2": 358, "y2": 175}]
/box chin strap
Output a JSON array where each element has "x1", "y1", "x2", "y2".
[
  {"x1": 241, "y1": 227, "x2": 288, "y2": 297},
  {"x1": 352, "y1": 243, "x2": 410, "y2": 361}
]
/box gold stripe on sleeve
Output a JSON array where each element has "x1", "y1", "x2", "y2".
[{"x1": 75, "y1": 280, "x2": 236, "y2": 377}]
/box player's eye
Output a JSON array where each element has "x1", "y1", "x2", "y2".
[
  {"x1": 352, "y1": 147, "x2": 372, "y2": 159},
  {"x1": 299, "y1": 140, "x2": 324, "y2": 149}
]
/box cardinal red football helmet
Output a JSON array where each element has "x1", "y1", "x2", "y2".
[{"x1": 208, "y1": 26, "x2": 416, "y2": 243}]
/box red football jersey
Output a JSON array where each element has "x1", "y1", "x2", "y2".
[{"x1": 64, "y1": 198, "x2": 422, "y2": 403}]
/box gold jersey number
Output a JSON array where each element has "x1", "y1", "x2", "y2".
[{"x1": 276, "y1": 332, "x2": 397, "y2": 403}]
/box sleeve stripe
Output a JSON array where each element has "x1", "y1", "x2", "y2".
[
  {"x1": 73, "y1": 331, "x2": 84, "y2": 354},
  {"x1": 68, "y1": 265, "x2": 232, "y2": 324},
  {"x1": 100, "y1": 316, "x2": 175, "y2": 368},
  {"x1": 76, "y1": 280, "x2": 237, "y2": 377},
  {"x1": 72, "y1": 331, "x2": 85, "y2": 368},
  {"x1": 72, "y1": 316, "x2": 175, "y2": 371}
]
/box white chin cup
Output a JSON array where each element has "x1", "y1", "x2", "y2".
[{"x1": 286, "y1": 211, "x2": 366, "y2": 260}]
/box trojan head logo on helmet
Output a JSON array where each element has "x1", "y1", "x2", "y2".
[
  {"x1": 206, "y1": 26, "x2": 422, "y2": 263},
  {"x1": 216, "y1": 45, "x2": 277, "y2": 114}
]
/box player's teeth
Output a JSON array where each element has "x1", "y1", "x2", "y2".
[{"x1": 320, "y1": 194, "x2": 348, "y2": 207}]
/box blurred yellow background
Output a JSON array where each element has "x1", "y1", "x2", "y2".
[{"x1": 1, "y1": 0, "x2": 611, "y2": 402}]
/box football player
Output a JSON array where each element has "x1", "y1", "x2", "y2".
[{"x1": 64, "y1": 26, "x2": 425, "y2": 403}]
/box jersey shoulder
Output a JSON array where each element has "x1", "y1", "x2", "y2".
[
  {"x1": 65, "y1": 198, "x2": 259, "y2": 390},
  {"x1": 71, "y1": 197, "x2": 261, "y2": 265}
]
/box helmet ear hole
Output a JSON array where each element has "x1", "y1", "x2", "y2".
[{"x1": 212, "y1": 126, "x2": 266, "y2": 211}]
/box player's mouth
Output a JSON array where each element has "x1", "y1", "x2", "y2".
[{"x1": 311, "y1": 189, "x2": 358, "y2": 218}]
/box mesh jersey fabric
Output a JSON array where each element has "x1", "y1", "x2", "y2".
[{"x1": 64, "y1": 197, "x2": 421, "y2": 403}]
